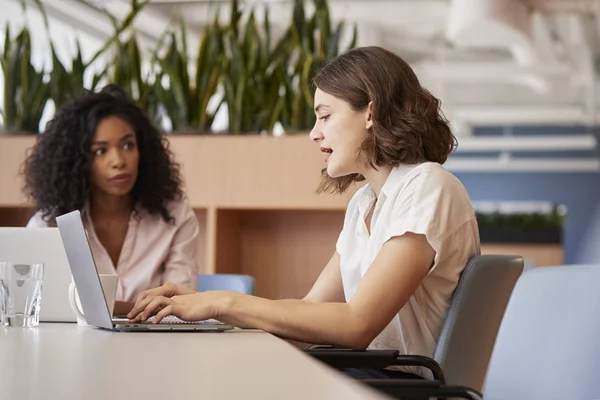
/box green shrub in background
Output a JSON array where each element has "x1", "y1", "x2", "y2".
[
  {"x1": 280, "y1": 0, "x2": 357, "y2": 131},
  {"x1": 0, "y1": 25, "x2": 50, "y2": 133},
  {"x1": 0, "y1": 0, "x2": 357, "y2": 135}
]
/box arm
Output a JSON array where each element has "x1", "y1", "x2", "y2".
[
  {"x1": 130, "y1": 232, "x2": 434, "y2": 349},
  {"x1": 161, "y1": 205, "x2": 199, "y2": 290},
  {"x1": 218, "y1": 232, "x2": 434, "y2": 348},
  {"x1": 127, "y1": 250, "x2": 345, "y2": 332}
]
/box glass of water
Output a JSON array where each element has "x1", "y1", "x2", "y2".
[{"x1": 0, "y1": 262, "x2": 44, "y2": 327}]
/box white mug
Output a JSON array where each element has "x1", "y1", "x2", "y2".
[{"x1": 68, "y1": 274, "x2": 119, "y2": 326}]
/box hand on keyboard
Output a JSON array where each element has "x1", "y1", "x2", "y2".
[{"x1": 147, "y1": 315, "x2": 223, "y2": 325}]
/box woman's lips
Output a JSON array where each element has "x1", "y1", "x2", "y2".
[
  {"x1": 108, "y1": 173, "x2": 132, "y2": 185},
  {"x1": 320, "y1": 147, "x2": 333, "y2": 162}
]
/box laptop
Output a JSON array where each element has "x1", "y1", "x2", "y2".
[
  {"x1": 0, "y1": 228, "x2": 76, "y2": 322},
  {"x1": 55, "y1": 210, "x2": 234, "y2": 332}
]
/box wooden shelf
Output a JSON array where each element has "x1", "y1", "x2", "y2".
[{"x1": 214, "y1": 209, "x2": 344, "y2": 299}]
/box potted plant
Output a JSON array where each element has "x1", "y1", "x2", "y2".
[{"x1": 477, "y1": 207, "x2": 565, "y2": 244}]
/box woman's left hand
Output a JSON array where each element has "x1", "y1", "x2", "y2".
[{"x1": 128, "y1": 292, "x2": 219, "y2": 323}]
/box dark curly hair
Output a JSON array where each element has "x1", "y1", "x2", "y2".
[
  {"x1": 313, "y1": 46, "x2": 457, "y2": 194},
  {"x1": 23, "y1": 84, "x2": 183, "y2": 223}
]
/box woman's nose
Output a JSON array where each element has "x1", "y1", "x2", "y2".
[
  {"x1": 110, "y1": 149, "x2": 125, "y2": 168},
  {"x1": 309, "y1": 127, "x2": 323, "y2": 142}
]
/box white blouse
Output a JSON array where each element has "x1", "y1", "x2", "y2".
[{"x1": 336, "y1": 162, "x2": 480, "y2": 377}]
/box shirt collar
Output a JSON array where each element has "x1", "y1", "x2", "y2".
[
  {"x1": 360, "y1": 163, "x2": 421, "y2": 213},
  {"x1": 357, "y1": 185, "x2": 377, "y2": 218},
  {"x1": 380, "y1": 163, "x2": 421, "y2": 199}
]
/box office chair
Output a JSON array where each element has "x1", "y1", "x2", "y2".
[
  {"x1": 361, "y1": 264, "x2": 600, "y2": 399},
  {"x1": 307, "y1": 254, "x2": 524, "y2": 391},
  {"x1": 197, "y1": 273, "x2": 256, "y2": 295}
]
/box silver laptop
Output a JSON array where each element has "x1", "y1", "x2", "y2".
[
  {"x1": 55, "y1": 210, "x2": 234, "y2": 332},
  {"x1": 0, "y1": 228, "x2": 76, "y2": 322}
]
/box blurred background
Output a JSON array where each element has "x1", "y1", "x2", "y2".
[{"x1": 1, "y1": 0, "x2": 599, "y2": 298}]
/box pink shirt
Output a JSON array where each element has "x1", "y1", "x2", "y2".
[{"x1": 27, "y1": 201, "x2": 199, "y2": 303}]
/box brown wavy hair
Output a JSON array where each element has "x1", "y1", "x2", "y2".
[{"x1": 313, "y1": 46, "x2": 457, "y2": 194}]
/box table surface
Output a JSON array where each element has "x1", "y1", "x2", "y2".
[{"x1": 0, "y1": 323, "x2": 390, "y2": 400}]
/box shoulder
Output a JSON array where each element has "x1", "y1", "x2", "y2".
[
  {"x1": 405, "y1": 162, "x2": 467, "y2": 195},
  {"x1": 388, "y1": 162, "x2": 475, "y2": 233},
  {"x1": 167, "y1": 200, "x2": 197, "y2": 225},
  {"x1": 26, "y1": 211, "x2": 54, "y2": 228},
  {"x1": 137, "y1": 200, "x2": 197, "y2": 227},
  {"x1": 395, "y1": 162, "x2": 472, "y2": 209}
]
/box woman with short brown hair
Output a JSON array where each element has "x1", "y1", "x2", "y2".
[{"x1": 128, "y1": 46, "x2": 480, "y2": 380}]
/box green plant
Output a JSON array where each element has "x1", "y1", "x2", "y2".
[
  {"x1": 1, "y1": 0, "x2": 359, "y2": 135},
  {"x1": 154, "y1": 14, "x2": 224, "y2": 133},
  {"x1": 220, "y1": 0, "x2": 291, "y2": 134},
  {"x1": 0, "y1": 25, "x2": 50, "y2": 133},
  {"x1": 46, "y1": 40, "x2": 106, "y2": 109},
  {"x1": 280, "y1": 0, "x2": 358, "y2": 131},
  {"x1": 32, "y1": 0, "x2": 101, "y2": 109},
  {"x1": 103, "y1": 0, "x2": 170, "y2": 123},
  {"x1": 31, "y1": 0, "x2": 149, "y2": 110},
  {"x1": 34, "y1": 0, "x2": 149, "y2": 108},
  {"x1": 476, "y1": 210, "x2": 566, "y2": 229}
]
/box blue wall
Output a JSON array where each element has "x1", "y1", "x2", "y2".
[
  {"x1": 452, "y1": 126, "x2": 600, "y2": 264},
  {"x1": 454, "y1": 172, "x2": 600, "y2": 264}
]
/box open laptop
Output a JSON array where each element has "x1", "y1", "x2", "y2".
[
  {"x1": 0, "y1": 228, "x2": 76, "y2": 322},
  {"x1": 55, "y1": 210, "x2": 234, "y2": 332}
]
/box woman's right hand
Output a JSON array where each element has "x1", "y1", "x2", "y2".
[{"x1": 127, "y1": 283, "x2": 196, "y2": 319}]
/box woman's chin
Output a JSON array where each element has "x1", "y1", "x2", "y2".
[{"x1": 326, "y1": 165, "x2": 350, "y2": 179}]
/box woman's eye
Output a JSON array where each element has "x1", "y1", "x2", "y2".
[
  {"x1": 92, "y1": 148, "x2": 105, "y2": 156},
  {"x1": 124, "y1": 142, "x2": 136, "y2": 150},
  {"x1": 319, "y1": 115, "x2": 330, "y2": 121}
]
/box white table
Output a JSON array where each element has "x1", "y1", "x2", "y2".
[{"x1": 0, "y1": 324, "x2": 390, "y2": 400}]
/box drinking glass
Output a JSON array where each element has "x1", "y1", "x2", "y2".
[{"x1": 0, "y1": 262, "x2": 44, "y2": 327}]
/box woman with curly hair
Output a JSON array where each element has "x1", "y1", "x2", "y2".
[
  {"x1": 129, "y1": 46, "x2": 480, "y2": 380},
  {"x1": 24, "y1": 85, "x2": 199, "y2": 316}
]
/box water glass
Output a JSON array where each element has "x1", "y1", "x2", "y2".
[{"x1": 0, "y1": 262, "x2": 44, "y2": 327}]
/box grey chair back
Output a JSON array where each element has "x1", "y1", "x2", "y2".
[
  {"x1": 434, "y1": 254, "x2": 524, "y2": 391},
  {"x1": 483, "y1": 264, "x2": 600, "y2": 400}
]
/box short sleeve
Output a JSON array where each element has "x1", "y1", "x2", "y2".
[{"x1": 382, "y1": 166, "x2": 475, "y2": 256}]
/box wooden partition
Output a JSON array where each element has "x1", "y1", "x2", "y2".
[{"x1": 0, "y1": 135, "x2": 564, "y2": 298}]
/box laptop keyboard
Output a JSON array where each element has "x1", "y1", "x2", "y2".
[{"x1": 147, "y1": 315, "x2": 224, "y2": 325}]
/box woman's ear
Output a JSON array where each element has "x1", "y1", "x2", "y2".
[{"x1": 365, "y1": 101, "x2": 374, "y2": 129}]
